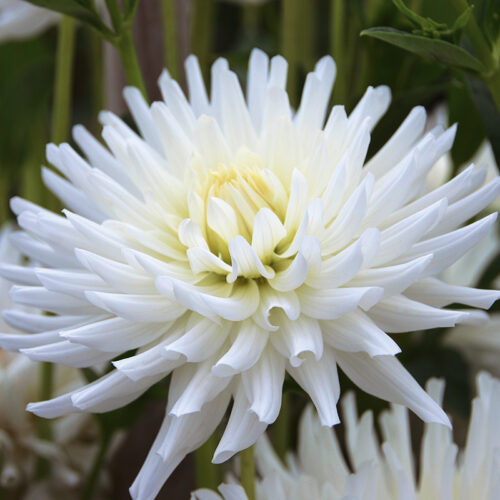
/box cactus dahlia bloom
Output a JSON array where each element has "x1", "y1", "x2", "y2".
[
  {"x1": 194, "y1": 372, "x2": 500, "y2": 500},
  {"x1": 0, "y1": 49, "x2": 499, "y2": 498}
]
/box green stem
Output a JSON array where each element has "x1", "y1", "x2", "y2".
[
  {"x1": 105, "y1": 0, "x2": 147, "y2": 98},
  {"x1": 191, "y1": 0, "x2": 215, "y2": 80},
  {"x1": 161, "y1": 0, "x2": 180, "y2": 80},
  {"x1": 281, "y1": 0, "x2": 300, "y2": 106},
  {"x1": 51, "y1": 16, "x2": 76, "y2": 144},
  {"x1": 194, "y1": 434, "x2": 220, "y2": 490},
  {"x1": 330, "y1": 0, "x2": 345, "y2": 103},
  {"x1": 80, "y1": 430, "x2": 112, "y2": 500},
  {"x1": 240, "y1": 445, "x2": 256, "y2": 500},
  {"x1": 271, "y1": 393, "x2": 289, "y2": 460},
  {"x1": 88, "y1": 26, "x2": 104, "y2": 131},
  {"x1": 116, "y1": 28, "x2": 148, "y2": 98}
]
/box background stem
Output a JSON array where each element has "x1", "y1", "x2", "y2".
[
  {"x1": 80, "y1": 431, "x2": 112, "y2": 500},
  {"x1": 51, "y1": 16, "x2": 76, "y2": 144},
  {"x1": 240, "y1": 445, "x2": 256, "y2": 500},
  {"x1": 116, "y1": 28, "x2": 148, "y2": 98},
  {"x1": 161, "y1": 0, "x2": 180, "y2": 80},
  {"x1": 194, "y1": 434, "x2": 220, "y2": 490}
]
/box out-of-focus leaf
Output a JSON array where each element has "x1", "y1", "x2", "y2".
[
  {"x1": 476, "y1": 0, "x2": 500, "y2": 49},
  {"x1": 361, "y1": 27, "x2": 485, "y2": 72},
  {"x1": 448, "y1": 78, "x2": 486, "y2": 168},
  {"x1": 23, "y1": 0, "x2": 112, "y2": 36},
  {"x1": 466, "y1": 74, "x2": 500, "y2": 166}
]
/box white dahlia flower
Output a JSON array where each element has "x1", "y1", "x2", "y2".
[
  {"x1": 194, "y1": 372, "x2": 500, "y2": 500},
  {"x1": 0, "y1": 49, "x2": 499, "y2": 498},
  {"x1": 0, "y1": 225, "x2": 100, "y2": 497},
  {"x1": 0, "y1": 0, "x2": 59, "y2": 43}
]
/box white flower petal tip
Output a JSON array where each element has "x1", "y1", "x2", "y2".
[{"x1": 3, "y1": 48, "x2": 500, "y2": 498}]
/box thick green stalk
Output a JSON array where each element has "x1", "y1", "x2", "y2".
[
  {"x1": 161, "y1": 0, "x2": 181, "y2": 80},
  {"x1": 116, "y1": 28, "x2": 148, "y2": 98},
  {"x1": 80, "y1": 430, "x2": 112, "y2": 500},
  {"x1": 191, "y1": 0, "x2": 215, "y2": 80},
  {"x1": 51, "y1": 16, "x2": 76, "y2": 144},
  {"x1": 194, "y1": 434, "x2": 220, "y2": 490},
  {"x1": 240, "y1": 445, "x2": 256, "y2": 500},
  {"x1": 330, "y1": 0, "x2": 346, "y2": 103}
]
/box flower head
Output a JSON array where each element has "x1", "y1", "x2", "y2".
[
  {"x1": 1, "y1": 49, "x2": 499, "y2": 499},
  {"x1": 194, "y1": 372, "x2": 500, "y2": 500},
  {"x1": 0, "y1": 0, "x2": 59, "y2": 43},
  {"x1": 0, "y1": 225, "x2": 98, "y2": 496}
]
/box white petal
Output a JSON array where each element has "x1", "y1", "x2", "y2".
[
  {"x1": 168, "y1": 359, "x2": 232, "y2": 417},
  {"x1": 271, "y1": 314, "x2": 323, "y2": 367},
  {"x1": 207, "y1": 197, "x2": 240, "y2": 243},
  {"x1": 287, "y1": 347, "x2": 340, "y2": 426},
  {"x1": 242, "y1": 346, "x2": 285, "y2": 423},
  {"x1": 213, "y1": 387, "x2": 268, "y2": 463},
  {"x1": 213, "y1": 320, "x2": 269, "y2": 376},
  {"x1": 228, "y1": 236, "x2": 274, "y2": 281},
  {"x1": 251, "y1": 208, "x2": 286, "y2": 261},
  {"x1": 405, "y1": 278, "x2": 500, "y2": 309},
  {"x1": 163, "y1": 316, "x2": 231, "y2": 362},
  {"x1": 367, "y1": 295, "x2": 469, "y2": 333},
  {"x1": 335, "y1": 351, "x2": 450, "y2": 426},
  {"x1": 297, "y1": 285, "x2": 384, "y2": 320},
  {"x1": 321, "y1": 309, "x2": 401, "y2": 357}
]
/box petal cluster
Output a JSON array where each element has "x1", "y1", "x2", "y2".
[
  {"x1": 0, "y1": 225, "x2": 97, "y2": 493},
  {"x1": 194, "y1": 372, "x2": 500, "y2": 500},
  {"x1": 0, "y1": 49, "x2": 499, "y2": 498}
]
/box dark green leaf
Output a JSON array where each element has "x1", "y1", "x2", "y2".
[
  {"x1": 23, "y1": 0, "x2": 112, "y2": 36},
  {"x1": 448, "y1": 78, "x2": 486, "y2": 168},
  {"x1": 466, "y1": 74, "x2": 500, "y2": 166},
  {"x1": 361, "y1": 27, "x2": 486, "y2": 72}
]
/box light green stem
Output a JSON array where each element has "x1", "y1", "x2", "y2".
[
  {"x1": 240, "y1": 445, "x2": 256, "y2": 500},
  {"x1": 242, "y1": 4, "x2": 260, "y2": 34},
  {"x1": 194, "y1": 434, "x2": 220, "y2": 490},
  {"x1": 330, "y1": 0, "x2": 345, "y2": 103},
  {"x1": 191, "y1": 0, "x2": 215, "y2": 80},
  {"x1": 116, "y1": 28, "x2": 148, "y2": 98},
  {"x1": 51, "y1": 16, "x2": 76, "y2": 144},
  {"x1": 80, "y1": 430, "x2": 112, "y2": 500},
  {"x1": 105, "y1": 0, "x2": 148, "y2": 98},
  {"x1": 161, "y1": 0, "x2": 181, "y2": 80}
]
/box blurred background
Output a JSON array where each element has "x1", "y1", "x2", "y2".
[{"x1": 0, "y1": 0, "x2": 499, "y2": 497}]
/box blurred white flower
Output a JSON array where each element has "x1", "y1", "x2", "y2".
[
  {"x1": 0, "y1": 0, "x2": 59, "y2": 43},
  {"x1": 1, "y1": 48, "x2": 499, "y2": 499},
  {"x1": 194, "y1": 372, "x2": 500, "y2": 500},
  {"x1": 0, "y1": 225, "x2": 100, "y2": 496}
]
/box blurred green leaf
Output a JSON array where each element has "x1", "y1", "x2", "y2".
[
  {"x1": 361, "y1": 27, "x2": 486, "y2": 72},
  {"x1": 23, "y1": 0, "x2": 112, "y2": 36},
  {"x1": 448, "y1": 78, "x2": 486, "y2": 167},
  {"x1": 476, "y1": 0, "x2": 500, "y2": 50},
  {"x1": 466, "y1": 74, "x2": 500, "y2": 166}
]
